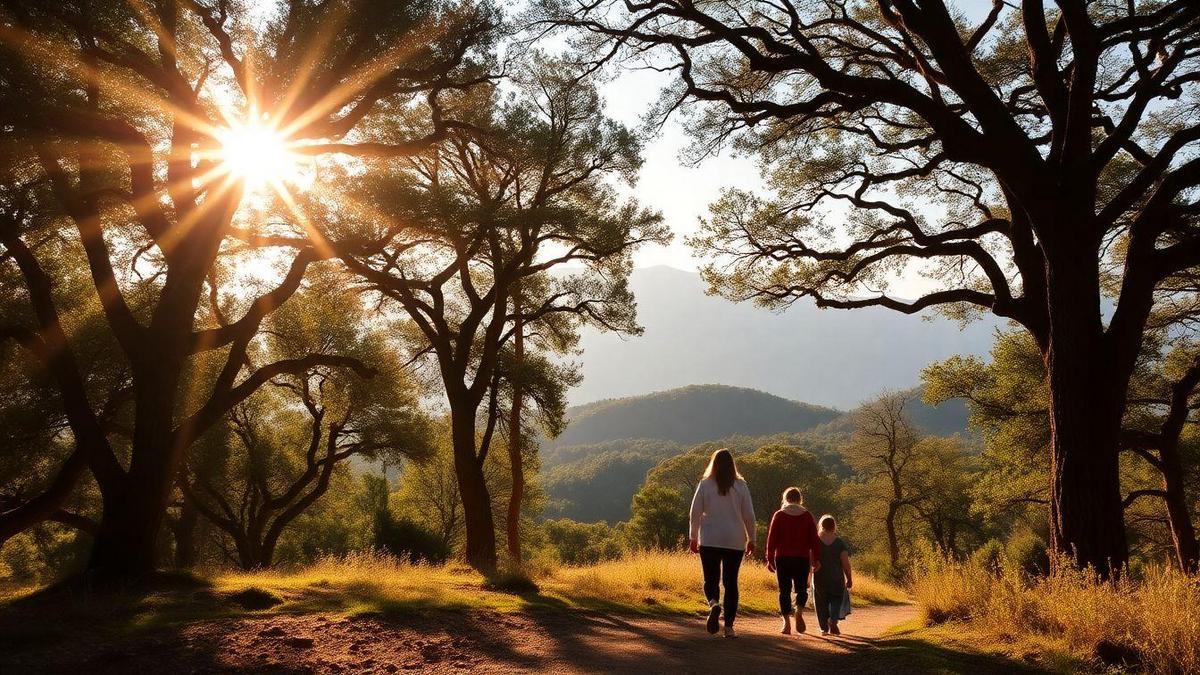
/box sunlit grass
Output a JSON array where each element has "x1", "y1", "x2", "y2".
[
  {"x1": 0, "y1": 550, "x2": 910, "y2": 648},
  {"x1": 911, "y1": 554, "x2": 1200, "y2": 674},
  {"x1": 212, "y1": 551, "x2": 521, "y2": 615},
  {"x1": 206, "y1": 550, "x2": 908, "y2": 618},
  {"x1": 544, "y1": 551, "x2": 908, "y2": 615}
]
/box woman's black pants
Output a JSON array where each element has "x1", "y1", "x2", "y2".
[{"x1": 699, "y1": 545, "x2": 743, "y2": 626}]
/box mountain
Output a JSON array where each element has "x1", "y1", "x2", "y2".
[
  {"x1": 552, "y1": 384, "x2": 843, "y2": 448},
  {"x1": 569, "y1": 266, "x2": 1001, "y2": 409}
]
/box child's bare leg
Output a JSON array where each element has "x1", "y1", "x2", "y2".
[
  {"x1": 780, "y1": 613, "x2": 792, "y2": 634},
  {"x1": 794, "y1": 606, "x2": 806, "y2": 633}
]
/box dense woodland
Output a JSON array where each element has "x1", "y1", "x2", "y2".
[{"x1": 1, "y1": 0, "x2": 1199, "y2": 590}]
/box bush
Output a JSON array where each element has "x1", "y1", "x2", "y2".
[
  {"x1": 373, "y1": 510, "x2": 449, "y2": 564},
  {"x1": 911, "y1": 553, "x2": 1200, "y2": 674},
  {"x1": 0, "y1": 533, "x2": 41, "y2": 583},
  {"x1": 543, "y1": 518, "x2": 624, "y2": 565}
]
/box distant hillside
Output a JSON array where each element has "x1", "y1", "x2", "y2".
[
  {"x1": 539, "y1": 385, "x2": 972, "y2": 524},
  {"x1": 570, "y1": 266, "x2": 1000, "y2": 408},
  {"x1": 542, "y1": 439, "x2": 683, "y2": 523},
  {"x1": 552, "y1": 384, "x2": 843, "y2": 448},
  {"x1": 811, "y1": 388, "x2": 972, "y2": 438}
]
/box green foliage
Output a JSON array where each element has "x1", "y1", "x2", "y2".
[
  {"x1": 624, "y1": 485, "x2": 688, "y2": 550},
  {"x1": 541, "y1": 518, "x2": 624, "y2": 565},
  {"x1": 271, "y1": 471, "x2": 378, "y2": 565},
  {"x1": 542, "y1": 439, "x2": 682, "y2": 523},
  {"x1": 555, "y1": 384, "x2": 841, "y2": 447},
  {"x1": 738, "y1": 444, "x2": 838, "y2": 525},
  {"x1": 373, "y1": 510, "x2": 449, "y2": 564},
  {"x1": 620, "y1": 440, "x2": 840, "y2": 551}
]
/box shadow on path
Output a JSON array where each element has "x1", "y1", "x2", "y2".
[{"x1": 0, "y1": 585, "x2": 1047, "y2": 674}]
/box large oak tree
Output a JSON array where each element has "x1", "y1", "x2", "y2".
[
  {"x1": 0, "y1": 0, "x2": 495, "y2": 582},
  {"x1": 540, "y1": 0, "x2": 1200, "y2": 575}
]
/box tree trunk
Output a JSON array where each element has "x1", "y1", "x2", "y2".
[
  {"x1": 1043, "y1": 254, "x2": 1129, "y2": 578},
  {"x1": 885, "y1": 502, "x2": 900, "y2": 572},
  {"x1": 450, "y1": 408, "x2": 497, "y2": 573},
  {"x1": 172, "y1": 498, "x2": 198, "y2": 569},
  {"x1": 86, "y1": 373, "x2": 182, "y2": 583},
  {"x1": 1160, "y1": 443, "x2": 1200, "y2": 572},
  {"x1": 506, "y1": 298, "x2": 524, "y2": 565}
]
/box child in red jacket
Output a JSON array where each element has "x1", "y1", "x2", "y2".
[{"x1": 765, "y1": 487, "x2": 821, "y2": 634}]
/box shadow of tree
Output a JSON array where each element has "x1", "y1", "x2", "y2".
[{"x1": 0, "y1": 581, "x2": 1049, "y2": 674}]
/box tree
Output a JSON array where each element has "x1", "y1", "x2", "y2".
[
  {"x1": 843, "y1": 393, "x2": 924, "y2": 572},
  {"x1": 926, "y1": 330, "x2": 1200, "y2": 570},
  {"x1": 625, "y1": 484, "x2": 689, "y2": 550},
  {"x1": 0, "y1": 0, "x2": 495, "y2": 582},
  {"x1": 182, "y1": 277, "x2": 435, "y2": 569},
  {"x1": 841, "y1": 392, "x2": 974, "y2": 571},
  {"x1": 738, "y1": 444, "x2": 838, "y2": 530},
  {"x1": 496, "y1": 337, "x2": 578, "y2": 564},
  {"x1": 541, "y1": 0, "x2": 1200, "y2": 577},
  {"x1": 315, "y1": 62, "x2": 667, "y2": 571}
]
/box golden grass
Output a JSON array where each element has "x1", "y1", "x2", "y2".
[
  {"x1": 542, "y1": 551, "x2": 907, "y2": 615},
  {"x1": 210, "y1": 550, "x2": 907, "y2": 618},
  {"x1": 911, "y1": 555, "x2": 1200, "y2": 674},
  {"x1": 212, "y1": 551, "x2": 523, "y2": 615}
]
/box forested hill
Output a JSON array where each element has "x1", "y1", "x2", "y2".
[
  {"x1": 551, "y1": 384, "x2": 842, "y2": 448},
  {"x1": 540, "y1": 385, "x2": 971, "y2": 524}
]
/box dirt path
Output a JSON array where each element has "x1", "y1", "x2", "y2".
[{"x1": 2, "y1": 603, "x2": 1044, "y2": 674}]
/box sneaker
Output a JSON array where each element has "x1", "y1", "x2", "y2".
[
  {"x1": 820, "y1": 629, "x2": 829, "y2": 636},
  {"x1": 794, "y1": 608, "x2": 806, "y2": 633},
  {"x1": 706, "y1": 604, "x2": 721, "y2": 634},
  {"x1": 723, "y1": 625, "x2": 738, "y2": 639}
]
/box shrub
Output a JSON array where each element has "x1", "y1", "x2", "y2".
[
  {"x1": 373, "y1": 510, "x2": 449, "y2": 563},
  {"x1": 542, "y1": 518, "x2": 624, "y2": 565}
]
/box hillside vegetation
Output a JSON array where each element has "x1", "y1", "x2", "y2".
[
  {"x1": 542, "y1": 385, "x2": 971, "y2": 524},
  {"x1": 552, "y1": 384, "x2": 843, "y2": 447}
]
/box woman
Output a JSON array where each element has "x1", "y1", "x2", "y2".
[{"x1": 688, "y1": 448, "x2": 756, "y2": 638}]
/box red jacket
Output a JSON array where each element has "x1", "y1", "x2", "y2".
[{"x1": 765, "y1": 506, "x2": 821, "y2": 561}]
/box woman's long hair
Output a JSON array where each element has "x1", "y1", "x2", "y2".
[{"x1": 702, "y1": 448, "x2": 742, "y2": 496}]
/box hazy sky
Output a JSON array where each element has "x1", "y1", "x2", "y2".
[{"x1": 599, "y1": 1, "x2": 999, "y2": 293}]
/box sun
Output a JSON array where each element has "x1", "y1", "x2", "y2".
[{"x1": 215, "y1": 115, "x2": 307, "y2": 193}]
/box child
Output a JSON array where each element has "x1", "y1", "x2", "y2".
[
  {"x1": 764, "y1": 487, "x2": 821, "y2": 635},
  {"x1": 812, "y1": 514, "x2": 852, "y2": 635}
]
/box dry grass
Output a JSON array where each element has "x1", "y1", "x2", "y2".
[
  {"x1": 544, "y1": 551, "x2": 908, "y2": 615},
  {"x1": 209, "y1": 550, "x2": 907, "y2": 618},
  {"x1": 912, "y1": 555, "x2": 1200, "y2": 674},
  {"x1": 212, "y1": 551, "x2": 523, "y2": 615}
]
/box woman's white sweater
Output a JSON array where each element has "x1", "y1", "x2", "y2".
[{"x1": 688, "y1": 477, "x2": 756, "y2": 551}]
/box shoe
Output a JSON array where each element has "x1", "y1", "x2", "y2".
[
  {"x1": 723, "y1": 625, "x2": 738, "y2": 638},
  {"x1": 794, "y1": 608, "x2": 806, "y2": 633},
  {"x1": 830, "y1": 622, "x2": 841, "y2": 636},
  {"x1": 706, "y1": 604, "x2": 721, "y2": 634},
  {"x1": 820, "y1": 629, "x2": 829, "y2": 636}
]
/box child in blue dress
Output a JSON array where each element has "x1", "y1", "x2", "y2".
[{"x1": 812, "y1": 514, "x2": 853, "y2": 635}]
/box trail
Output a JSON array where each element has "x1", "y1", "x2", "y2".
[{"x1": 1, "y1": 602, "x2": 1045, "y2": 674}]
